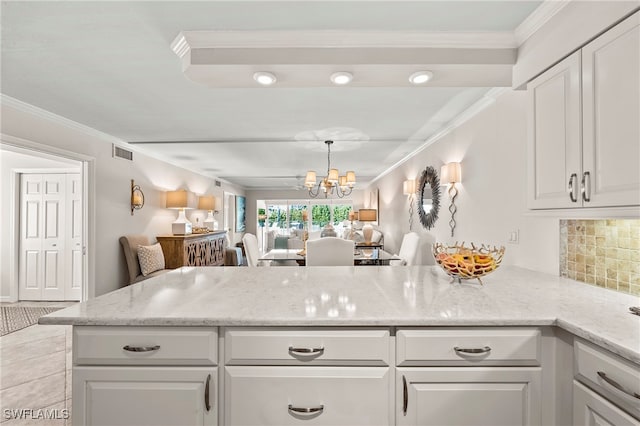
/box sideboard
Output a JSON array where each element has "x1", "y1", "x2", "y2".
[{"x1": 156, "y1": 231, "x2": 227, "y2": 268}]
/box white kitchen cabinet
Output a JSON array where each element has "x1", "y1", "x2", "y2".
[
  {"x1": 527, "y1": 51, "x2": 582, "y2": 209},
  {"x1": 574, "y1": 381, "x2": 640, "y2": 426},
  {"x1": 224, "y1": 366, "x2": 391, "y2": 425},
  {"x1": 527, "y1": 11, "x2": 640, "y2": 210},
  {"x1": 73, "y1": 366, "x2": 217, "y2": 426},
  {"x1": 397, "y1": 367, "x2": 542, "y2": 426},
  {"x1": 574, "y1": 339, "x2": 640, "y2": 421},
  {"x1": 581, "y1": 11, "x2": 640, "y2": 208}
]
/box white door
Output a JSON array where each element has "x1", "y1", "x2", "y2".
[
  {"x1": 73, "y1": 366, "x2": 217, "y2": 426},
  {"x1": 527, "y1": 51, "x2": 582, "y2": 209},
  {"x1": 582, "y1": 11, "x2": 640, "y2": 208},
  {"x1": 397, "y1": 367, "x2": 541, "y2": 426},
  {"x1": 65, "y1": 174, "x2": 82, "y2": 300},
  {"x1": 573, "y1": 381, "x2": 640, "y2": 426},
  {"x1": 19, "y1": 173, "x2": 81, "y2": 301},
  {"x1": 19, "y1": 174, "x2": 46, "y2": 300}
]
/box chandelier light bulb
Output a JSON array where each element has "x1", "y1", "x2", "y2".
[
  {"x1": 409, "y1": 71, "x2": 433, "y2": 85},
  {"x1": 330, "y1": 72, "x2": 353, "y2": 85},
  {"x1": 253, "y1": 71, "x2": 277, "y2": 86}
]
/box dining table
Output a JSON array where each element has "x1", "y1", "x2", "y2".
[{"x1": 258, "y1": 248, "x2": 401, "y2": 266}]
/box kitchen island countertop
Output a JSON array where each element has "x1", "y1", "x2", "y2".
[{"x1": 40, "y1": 265, "x2": 640, "y2": 364}]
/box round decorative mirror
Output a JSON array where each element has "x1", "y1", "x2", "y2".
[{"x1": 417, "y1": 166, "x2": 441, "y2": 230}]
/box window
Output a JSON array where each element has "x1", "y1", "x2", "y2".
[{"x1": 262, "y1": 200, "x2": 353, "y2": 234}]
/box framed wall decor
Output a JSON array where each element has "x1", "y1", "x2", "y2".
[{"x1": 235, "y1": 195, "x2": 246, "y2": 232}]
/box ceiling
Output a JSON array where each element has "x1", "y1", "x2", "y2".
[{"x1": 1, "y1": 1, "x2": 543, "y2": 190}]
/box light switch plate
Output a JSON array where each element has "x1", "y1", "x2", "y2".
[{"x1": 508, "y1": 230, "x2": 519, "y2": 244}]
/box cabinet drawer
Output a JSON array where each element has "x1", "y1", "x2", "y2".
[
  {"x1": 74, "y1": 326, "x2": 218, "y2": 366},
  {"x1": 224, "y1": 366, "x2": 391, "y2": 425},
  {"x1": 574, "y1": 340, "x2": 640, "y2": 420},
  {"x1": 574, "y1": 381, "x2": 640, "y2": 426},
  {"x1": 397, "y1": 328, "x2": 541, "y2": 366},
  {"x1": 224, "y1": 327, "x2": 390, "y2": 366}
]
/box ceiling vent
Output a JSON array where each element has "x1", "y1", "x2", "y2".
[
  {"x1": 113, "y1": 144, "x2": 133, "y2": 161},
  {"x1": 215, "y1": 180, "x2": 222, "y2": 187}
]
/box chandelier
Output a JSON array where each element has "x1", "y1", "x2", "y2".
[{"x1": 304, "y1": 140, "x2": 356, "y2": 198}]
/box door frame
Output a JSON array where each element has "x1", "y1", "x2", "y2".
[{"x1": 1, "y1": 134, "x2": 96, "y2": 302}]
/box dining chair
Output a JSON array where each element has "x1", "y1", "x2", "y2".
[
  {"x1": 390, "y1": 232, "x2": 420, "y2": 266},
  {"x1": 306, "y1": 237, "x2": 355, "y2": 266},
  {"x1": 242, "y1": 233, "x2": 268, "y2": 267}
]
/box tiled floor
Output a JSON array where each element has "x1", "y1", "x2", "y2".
[{"x1": 1, "y1": 302, "x2": 75, "y2": 425}]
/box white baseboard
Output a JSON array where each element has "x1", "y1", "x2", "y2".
[{"x1": 0, "y1": 296, "x2": 18, "y2": 303}]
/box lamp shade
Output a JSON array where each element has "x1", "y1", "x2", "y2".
[
  {"x1": 346, "y1": 171, "x2": 356, "y2": 187},
  {"x1": 327, "y1": 168, "x2": 339, "y2": 184},
  {"x1": 198, "y1": 195, "x2": 215, "y2": 211},
  {"x1": 305, "y1": 171, "x2": 317, "y2": 187},
  {"x1": 166, "y1": 190, "x2": 192, "y2": 209},
  {"x1": 403, "y1": 179, "x2": 417, "y2": 195},
  {"x1": 440, "y1": 162, "x2": 462, "y2": 185},
  {"x1": 358, "y1": 208, "x2": 377, "y2": 222}
]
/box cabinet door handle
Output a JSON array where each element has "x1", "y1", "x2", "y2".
[
  {"x1": 288, "y1": 404, "x2": 324, "y2": 414},
  {"x1": 454, "y1": 346, "x2": 492, "y2": 356},
  {"x1": 568, "y1": 173, "x2": 578, "y2": 202},
  {"x1": 288, "y1": 346, "x2": 324, "y2": 356},
  {"x1": 581, "y1": 171, "x2": 591, "y2": 202},
  {"x1": 597, "y1": 371, "x2": 640, "y2": 400},
  {"x1": 204, "y1": 374, "x2": 212, "y2": 412},
  {"x1": 402, "y1": 375, "x2": 408, "y2": 416},
  {"x1": 122, "y1": 345, "x2": 160, "y2": 352}
]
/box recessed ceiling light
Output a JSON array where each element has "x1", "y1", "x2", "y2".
[
  {"x1": 330, "y1": 72, "x2": 353, "y2": 86},
  {"x1": 253, "y1": 72, "x2": 277, "y2": 86},
  {"x1": 409, "y1": 71, "x2": 433, "y2": 85}
]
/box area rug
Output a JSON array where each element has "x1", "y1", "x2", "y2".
[{"x1": 0, "y1": 306, "x2": 63, "y2": 336}]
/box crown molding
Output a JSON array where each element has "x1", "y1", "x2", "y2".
[
  {"x1": 369, "y1": 87, "x2": 509, "y2": 185},
  {"x1": 1, "y1": 94, "x2": 128, "y2": 148},
  {"x1": 0, "y1": 94, "x2": 233, "y2": 185},
  {"x1": 514, "y1": 0, "x2": 571, "y2": 45},
  {"x1": 174, "y1": 30, "x2": 518, "y2": 50}
]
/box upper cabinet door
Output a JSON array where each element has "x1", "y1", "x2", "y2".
[
  {"x1": 582, "y1": 11, "x2": 640, "y2": 208},
  {"x1": 527, "y1": 52, "x2": 583, "y2": 209}
]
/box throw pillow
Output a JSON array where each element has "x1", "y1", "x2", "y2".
[{"x1": 138, "y1": 243, "x2": 165, "y2": 276}]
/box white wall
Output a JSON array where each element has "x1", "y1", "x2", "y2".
[
  {"x1": 369, "y1": 89, "x2": 560, "y2": 274},
  {"x1": 1, "y1": 100, "x2": 245, "y2": 297}
]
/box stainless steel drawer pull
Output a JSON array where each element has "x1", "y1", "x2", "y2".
[
  {"x1": 568, "y1": 173, "x2": 578, "y2": 202},
  {"x1": 204, "y1": 374, "x2": 212, "y2": 412},
  {"x1": 581, "y1": 171, "x2": 591, "y2": 202},
  {"x1": 454, "y1": 346, "x2": 491, "y2": 355},
  {"x1": 288, "y1": 346, "x2": 325, "y2": 356},
  {"x1": 288, "y1": 404, "x2": 324, "y2": 414},
  {"x1": 402, "y1": 375, "x2": 408, "y2": 416},
  {"x1": 122, "y1": 345, "x2": 160, "y2": 352},
  {"x1": 597, "y1": 371, "x2": 640, "y2": 400}
]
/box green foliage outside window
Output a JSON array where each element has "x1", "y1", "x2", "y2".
[
  {"x1": 311, "y1": 205, "x2": 331, "y2": 227},
  {"x1": 332, "y1": 205, "x2": 353, "y2": 224}
]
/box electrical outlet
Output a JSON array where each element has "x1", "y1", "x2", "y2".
[{"x1": 508, "y1": 230, "x2": 519, "y2": 244}]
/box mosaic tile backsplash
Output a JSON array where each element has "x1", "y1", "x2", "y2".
[{"x1": 560, "y1": 219, "x2": 640, "y2": 295}]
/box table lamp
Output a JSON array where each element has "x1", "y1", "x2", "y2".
[
  {"x1": 166, "y1": 190, "x2": 194, "y2": 235},
  {"x1": 357, "y1": 209, "x2": 377, "y2": 245},
  {"x1": 198, "y1": 195, "x2": 218, "y2": 231}
]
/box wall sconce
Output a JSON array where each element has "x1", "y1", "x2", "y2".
[
  {"x1": 130, "y1": 180, "x2": 144, "y2": 215},
  {"x1": 403, "y1": 179, "x2": 417, "y2": 231},
  {"x1": 166, "y1": 189, "x2": 194, "y2": 235},
  {"x1": 440, "y1": 162, "x2": 462, "y2": 237},
  {"x1": 198, "y1": 195, "x2": 219, "y2": 231}
]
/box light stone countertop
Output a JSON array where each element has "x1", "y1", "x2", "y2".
[{"x1": 40, "y1": 265, "x2": 640, "y2": 364}]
